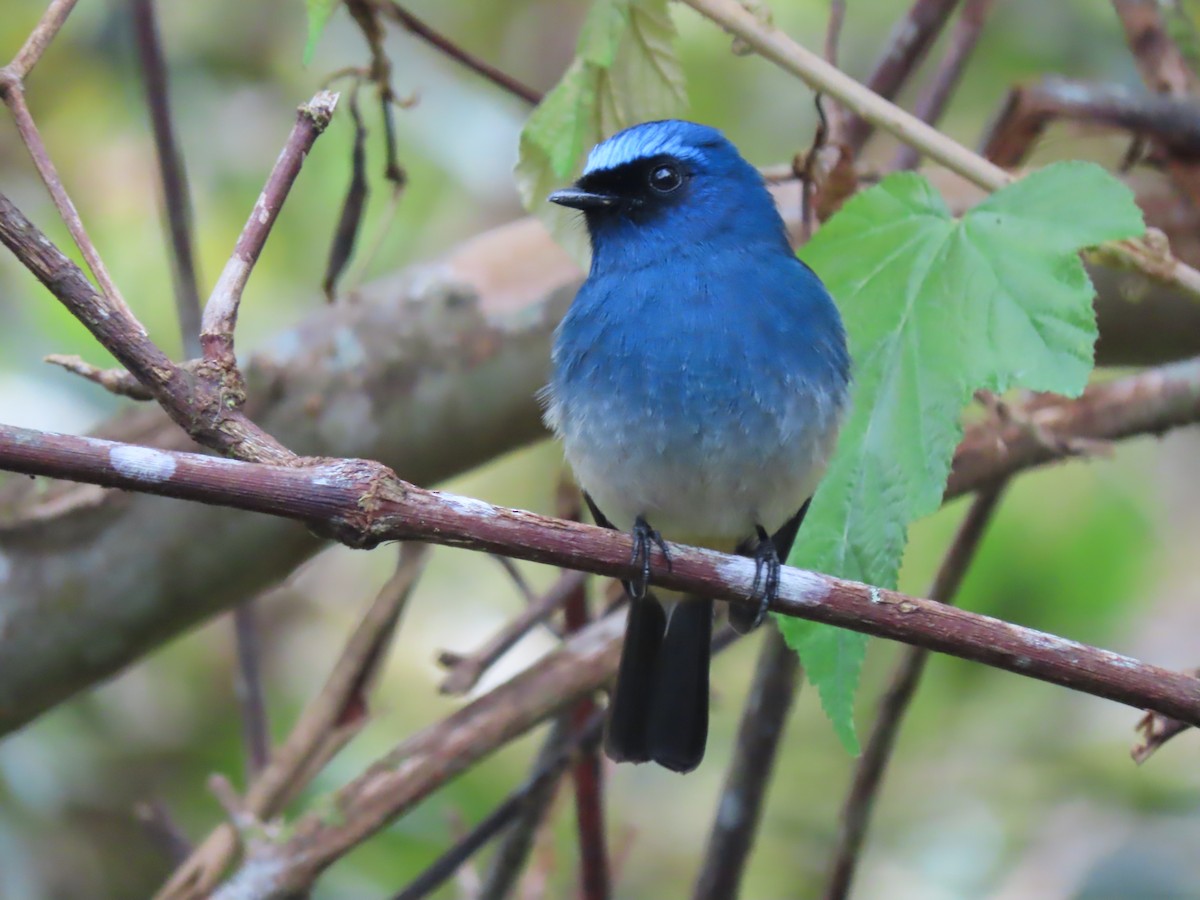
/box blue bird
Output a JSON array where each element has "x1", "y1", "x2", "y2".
[{"x1": 542, "y1": 120, "x2": 850, "y2": 773}]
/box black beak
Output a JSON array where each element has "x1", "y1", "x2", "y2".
[{"x1": 548, "y1": 187, "x2": 618, "y2": 211}]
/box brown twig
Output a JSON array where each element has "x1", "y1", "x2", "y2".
[
  {"x1": 130, "y1": 0, "x2": 203, "y2": 354},
  {"x1": 892, "y1": 0, "x2": 997, "y2": 171},
  {"x1": 373, "y1": 1, "x2": 542, "y2": 106},
  {"x1": 438, "y1": 570, "x2": 586, "y2": 695},
  {"x1": 562, "y1": 575, "x2": 609, "y2": 900},
  {"x1": 1132, "y1": 709, "x2": 1192, "y2": 763},
  {"x1": 980, "y1": 76, "x2": 1200, "y2": 168},
  {"x1": 159, "y1": 544, "x2": 429, "y2": 899},
  {"x1": 693, "y1": 627, "x2": 801, "y2": 900},
  {"x1": 822, "y1": 483, "x2": 1007, "y2": 900},
  {"x1": 842, "y1": 0, "x2": 963, "y2": 151},
  {"x1": 135, "y1": 799, "x2": 194, "y2": 866},
  {"x1": 232, "y1": 600, "x2": 271, "y2": 781},
  {"x1": 200, "y1": 91, "x2": 339, "y2": 363},
  {"x1": 43, "y1": 354, "x2": 154, "y2": 400},
  {"x1": 1113, "y1": 0, "x2": 1200, "y2": 209},
  {"x1": 1, "y1": 74, "x2": 131, "y2": 317},
  {"x1": 4, "y1": 416, "x2": 1200, "y2": 734},
  {"x1": 393, "y1": 712, "x2": 604, "y2": 900},
  {"x1": 1, "y1": 184, "x2": 295, "y2": 464},
  {"x1": 6, "y1": 0, "x2": 79, "y2": 79},
  {"x1": 478, "y1": 721, "x2": 570, "y2": 899}
]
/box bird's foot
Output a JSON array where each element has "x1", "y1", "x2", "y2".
[
  {"x1": 629, "y1": 515, "x2": 671, "y2": 600},
  {"x1": 734, "y1": 525, "x2": 780, "y2": 633}
]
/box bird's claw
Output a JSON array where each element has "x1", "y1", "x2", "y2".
[
  {"x1": 629, "y1": 515, "x2": 671, "y2": 600},
  {"x1": 737, "y1": 525, "x2": 779, "y2": 633}
]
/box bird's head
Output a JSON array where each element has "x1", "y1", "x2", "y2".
[{"x1": 548, "y1": 120, "x2": 788, "y2": 263}]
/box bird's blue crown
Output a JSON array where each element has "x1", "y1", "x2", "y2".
[{"x1": 582, "y1": 120, "x2": 727, "y2": 176}]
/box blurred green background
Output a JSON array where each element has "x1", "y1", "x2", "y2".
[{"x1": 2, "y1": 1, "x2": 1199, "y2": 897}]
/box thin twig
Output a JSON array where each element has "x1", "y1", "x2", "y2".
[
  {"x1": 1113, "y1": 0, "x2": 1200, "y2": 209},
  {"x1": 842, "y1": 0, "x2": 962, "y2": 151},
  {"x1": 135, "y1": 799, "x2": 194, "y2": 866},
  {"x1": 232, "y1": 601, "x2": 271, "y2": 781},
  {"x1": 0, "y1": 190, "x2": 296, "y2": 463},
  {"x1": 892, "y1": 0, "x2": 997, "y2": 171},
  {"x1": 158, "y1": 544, "x2": 429, "y2": 899},
  {"x1": 679, "y1": 0, "x2": 1200, "y2": 298},
  {"x1": 375, "y1": 1, "x2": 543, "y2": 105},
  {"x1": 44, "y1": 354, "x2": 153, "y2": 400},
  {"x1": 130, "y1": 0, "x2": 203, "y2": 355},
  {"x1": 1, "y1": 84, "x2": 133, "y2": 316},
  {"x1": 562, "y1": 575, "x2": 609, "y2": 900},
  {"x1": 200, "y1": 91, "x2": 339, "y2": 362},
  {"x1": 1132, "y1": 709, "x2": 1192, "y2": 763},
  {"x1": 438, "y1": 570, "x2": 586, "y2": 695},
  {"x1": 822, "y1": 483, "x2": 1007, "y2": 900},
  {"x1": 478, "y1": 717, "x2": 572, "y2": 899},
  {"x1": 693, "y1": 627, "x2": 801, "y2": 900},
  {"x1": 6, "y1": 0, "x2": 79, "y2": 80},
  {"x1": 394, "y1": 713, "x2": 604, "y2": 900}
]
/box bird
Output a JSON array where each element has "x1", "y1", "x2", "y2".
[{"x1": 541, "y1": 120, "x2": 850, "y2": 773}]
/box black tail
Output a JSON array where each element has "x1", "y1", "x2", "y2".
[
  {"x1": 604, "y1": 594, "x2": 712, "y2": 773},
  {"x1": 648, "y1": 597, "x2": 712, "y2": 773},
  {"x1": 604, "y1": 593, "x2": 667, "y2": 764}
]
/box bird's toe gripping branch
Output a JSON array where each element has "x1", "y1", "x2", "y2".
[
  {"x1": 731, "y1": 525, "x2": 780, "y2": 634},
  {"x1": 629, "y1": 514, "x2": 671, "y2": 600}
]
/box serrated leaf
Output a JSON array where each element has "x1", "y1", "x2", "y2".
[
  {"x1": 304, "y1": 0, "x2": 340, "y2": 66},
  {"x1": 780, "y1": 162, "x2": 1145, "y2": 754},
  {"x1": 515, "y1": 0, "x2": 686, "y2": 260}
]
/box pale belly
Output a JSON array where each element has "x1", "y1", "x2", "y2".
[{"x1": 552, "y1": 386, "x2": 840, "y2": 549}]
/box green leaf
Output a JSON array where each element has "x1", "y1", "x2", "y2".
[
  {"x1": 303, "y1": 0, "x2": 340, "y2": 66},
  {"x1": 782, "y1": 162, "x2": 1145, "y2": 754},
  {"x1": 515, "y1": 0, "x2": 687, "y2": 259}
]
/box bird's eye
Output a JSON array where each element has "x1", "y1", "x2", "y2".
[{"x1": 647, "y1": 164, "x2": 683, "y2": 194}]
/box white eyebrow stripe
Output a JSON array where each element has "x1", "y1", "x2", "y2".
[{"x1": 582, "y1": 128, "x2": 705, "y2": 175}]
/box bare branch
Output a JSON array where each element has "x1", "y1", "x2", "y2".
[
  {"x1": 694, "y1": 628, "x2": 800, "y2": 900},
  {"x1": 478, "y1": 718, "x2": 572, "y2": 900},
  {"x1": 135, "y1": 800, "x2": 194, "y2": 867},
  {"x1": 200, "y1": 91, "x2": 339, "y2": 363},
  {"x1": 3, "y1": 420, "x2": 1200, "y2": 732},
  {"x1": 6, "y1": 0, "x2": 79, "y2": 80},
  {"x1": 160, "y1": 544, "x2": 429, "y2": 899},
  {"x1": 1113, "y1": 0, "x2": 1200, "y2": 209},
  {"x1": 823, "y1": 483, "x2": 1007, "y2": 900},
  {"x1": 438, "y1": 570, "x2": 586, "y2": 695},
  {"x1": 892, "y1": 0, "x2": 997, "y2": 171},
  {"x1": 44, "y1": 354, "x2": 154, "y2": 400},
  {"x1": 232, "y1": 600, "x2": 271, "y2": 781},
  {"x1": 210, "y1": 612, "x2": 625, "y2": 899},
  {"x1": 0, "y1": 84, "x2": 133, "y2": 315},
  {"x1": 1133, "y1": 707, "x2": 1193, "y2": 764},
  {"x1": 842, "y1": 0, "x2": 961, "y2": 151},
  {"x1": 130, "y1": 0, "x2": 203, "y2": 355},
  {"x1": 374, "y1": 1, "x2": 543, "y2": 106},
  {"x1": 393, "y1": 712, "x2": 604, "y2": 900}
]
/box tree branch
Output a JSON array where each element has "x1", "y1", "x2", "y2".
[
  {"x1": 693, "y1": 627, "x2": 800, "y2": 900},
  {"x1": 130, "y1": 0, "x2": 204, "y2": 355},
  {"x1": 2, "y1": 419, "x2": 1199, "y2": 731},
  {"x1": 373, "y1": 1, "x2": 542, "y2": 106},
  {"x1": 159, "y1": 544, "x2": 429, "y2": 898},
  {"x1": 892, "y1": 0, "x2": 996, "y2": 171},
  {"x1": 200, "y1": 91, "x2": 339, "y2": 364},
  {"x1": 842, "y1": 0, "x2": 961, "y2": 151}
]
